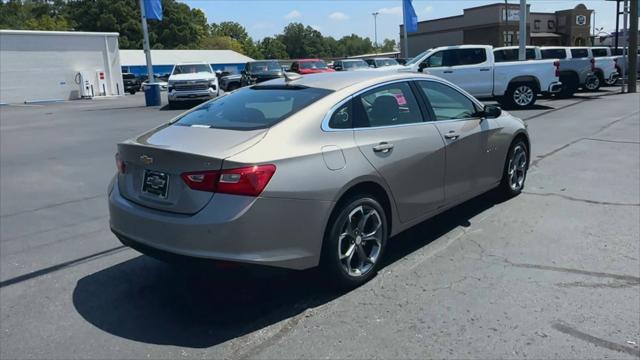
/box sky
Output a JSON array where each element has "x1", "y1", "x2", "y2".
[{"x1": 181, "y1": 0, "x2": 620, "y2": 43}]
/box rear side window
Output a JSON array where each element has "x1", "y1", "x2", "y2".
[
  {"x1": 494, "y1": 49, "x2": 537, "y2": 62},
  {"x1": 570, "y1": 49, "x2": 589, "y2": 58},
  {"x1": 417, "y1": 81, "x2": 478, "y2": 120},
  {"x1": 356, "y1": 82, "x2": 423, "y2": 128},
  {"x1": 541, "y1": 49, "x2": 567, "y2": 59},
  {"x1": 453, "y1": 48, "x2": 487, "y2": 66},
  {"x1": 328, "y1": 101, "x2": 352, "y2": 129},
  {"x1": 591, "y1": 49, "x2": 608, "y2": 57},
  {"x1": 174, "y1": 87, "x2": 333, "y2": 130}
]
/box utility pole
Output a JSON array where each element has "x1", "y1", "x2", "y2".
[
  {"x1": 518, "y1": 0, "x2": 527, "y2": 60},
  {"x1": 139, "y1": 0, "x2": 154, "y2": 84},
  {"x1": 628, "y1": 0, "x2": 637, "y2": 93},
  {"x1": 621, "y1": 0, "x2": 629, "y2": 92},
  {"x1": 372, "y1": 12, "x2": 379, "y2": 51}
]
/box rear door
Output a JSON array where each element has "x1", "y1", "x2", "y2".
[
  {"x1": 422, "y1": 49, "x2": 493, "y2": 97},
  {"x1": 351, "y1": 81, "x2": 446, "y2": 222},
  {"x1": 415, "y1": 80, "x2": 501, "y2": 202}
]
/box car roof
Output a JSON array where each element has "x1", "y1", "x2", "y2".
[
  {"x1": 296, "y1": 59, "x2": 323, "y2": 62},
  {"x1": 258, "y1": 71, "x2": 436, "y2": 91},
  {"x1": 174, "y1": 62, "x2": 210, "y2": 65}
]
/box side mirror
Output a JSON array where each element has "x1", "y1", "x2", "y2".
[
  {"x1": 482, "y1": 105, "x2": 502, "y2": 118},
  {"x1": 418, "y1": 62, "x2": 427, "y2": 72}
]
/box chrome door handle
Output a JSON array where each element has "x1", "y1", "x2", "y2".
[
  {"x1": 444, "y1": 70, "x2": 454, "y2": 74},
  {"x1": 444, "y1": 132, "x2": 459, "y2": 140},
  {"x1": 373, "y1": 142, "x2": 394, "y2": 153},
  {"x1": 480, "y1": 68, "x2": 491, "y2": 72}
]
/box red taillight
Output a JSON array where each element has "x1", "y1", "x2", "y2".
[
  {"x1": 181, "y1": 164, "x2": 276, "y2": 196},
  {"x1": 554, "y1": 60, "x2": 560, "y2": 77},
  {"x1": 115, "y1": 153, "x2": 126, "y2": 174}
]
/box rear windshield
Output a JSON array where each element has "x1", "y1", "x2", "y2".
[
  {"x1": 173, "y1": 86, "x2": 333, "y2": 130},
  {"x1": 300, "y1": 61, "x2": 328, "y2": 69},
  {"x1": 172, "y1": 64, "x2": 212, "y2": 75},
  {"x1": 122, "y1": 73, "x2": 136, "y2": 79},
  {"x1": 570, "y1": 49, "x2": 589, "y2": 58},
  {"x1": 591, "y1": 48, "x2": 608, "y2": 57},
  {"x1": 541, "y1": 49, "x2": 567, "y2": 59},
  {"x1": 494, "y1": 49, "x2": 537, "y2": 62}
]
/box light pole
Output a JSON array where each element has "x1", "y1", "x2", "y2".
[{"x1": 372, "y1": 11, "x2": 379, "y2": 51}]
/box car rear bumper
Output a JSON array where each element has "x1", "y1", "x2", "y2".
[
  {"x1": 168, "y1": 88, "x2": 218, "y2": 101},
  {"x1": 108, "y1": 178, "x2": 332, "y2": 270},
  {"x1": 547, "y1": 81, "x2": 563, "y2": 93}
]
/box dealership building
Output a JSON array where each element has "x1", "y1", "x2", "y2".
[
  {"x1": 120, "y1": 49, "x2": 253, "y2": 78},
  {"x1": 400, "y1": 3, "x2": 594, "y2": 57},
  {"x1": 0, "y1": 30, "x2": 124, "y2": 104}
]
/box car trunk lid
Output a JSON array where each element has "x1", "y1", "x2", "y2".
[{"x1": 117, "y1": 123, "x2": 266, "y2": 214}]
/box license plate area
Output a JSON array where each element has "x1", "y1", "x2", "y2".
[{"x1": 142, "y1": 170, "x2": 169, "y2": 198}]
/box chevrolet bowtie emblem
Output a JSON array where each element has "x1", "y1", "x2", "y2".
[{"x1": 140, "y1": 155, "x2": 153, "y2": 165}]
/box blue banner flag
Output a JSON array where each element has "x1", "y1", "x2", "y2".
[
  {"x1": 403, "y1": 0, "x2": 418, "y2": 33},
  {"x1": 144, "y1": 0, "x2": 163, "y2": 21}
]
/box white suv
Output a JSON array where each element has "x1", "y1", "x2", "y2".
[{"x1": 167, "y1": 62, "x2": 219, "y2": 107}]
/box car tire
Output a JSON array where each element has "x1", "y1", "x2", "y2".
[
  {"x1": 604, "y1": 75, "x2": 618, "y2": 86},
  {"x1": 322, "y1": 195, "x2": 388, "y2": 289},
  {"x1": 505, "y1": 82, "x2": 537, "y2": 109},
  {"x1": 129, "y1": 89, "x2": 136, "y2": 95},
  {"x1": 498, "y1": 138, "x2": 529, "y2": 198},
  {"x1": 583, "y1": 73, "x2": 601, "y2": 91}
]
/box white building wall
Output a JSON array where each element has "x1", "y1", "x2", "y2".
[{"x1": 0, "y1": 30, "x2": 124, "y2": 104}]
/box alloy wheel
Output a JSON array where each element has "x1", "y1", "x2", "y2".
[
  {"x1": 513, "y1": 85, "x2": 534, "y2": 107},
  {"x1": 507, "y1": 144, "x2": 527, "y2": 191},
  {"x1": 337, "y1": 205, "x2": 383, "y2": 277},
  {"x1": 585, "y1": 76, "x2": 600, "y2": 91}
]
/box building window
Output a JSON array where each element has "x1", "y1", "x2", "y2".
[
  {"x1": 548, "y1": 20, "x2": 555, "y2": 30},
  {"x1": 503, "y1": 31, "x2": 519, "y2": 46},
  {"x1": 534, "y1": 20, "x2": 541, "y2": 31}
]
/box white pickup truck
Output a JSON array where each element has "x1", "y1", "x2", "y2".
[
  {"x1": 396, "y1": 45, "x2": 562, "y2": 108},
  {"x1": 167, "y1": 62, "x2": 220, "y2": 108}
]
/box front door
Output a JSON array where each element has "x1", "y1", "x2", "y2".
[
  {"x1": 415, "y1": 80, "x2": 497, "y2": 202},
  {"x1": 352, "y1": 81, "x2": 446, "y2": 222},
  {"x1": 422, "y1": 49, "x2": 493, "y2": 98}
]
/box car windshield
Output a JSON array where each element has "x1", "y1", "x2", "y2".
[
  {"x1": 250, "y1": 61, "x2": 281, "y2": 72},
  {"x1": 300, "y1": 61, "x2": 328, "y2": 69},
  {"x1": 405, "y1": 50, "x2": 432, "y2": 66},
  {"x1": 123, "y1": 74, "x2": 136, "y2": 79},
  {"x1": 172, "y1": 64, "x2": 212, "y2": 75},
  {"x1": 343, "y1": 60, "x2": 368, "y2": 69},
  {"x1": 173, "y1": 86, "x2": 333, "y2": 130}
]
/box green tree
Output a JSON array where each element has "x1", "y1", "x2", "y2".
[
  {"x1": 379, "y1": 38, "x2": 397, "y2": 53},
  {"x1": 210, "y1": 21, "x2": 249, "y2": 43},
  {"x1": 200, "y1": 35, "x2": 244, "y2": 53},
  {"x1": 259, "y1": 37, "x2": 288, "y2": 59}
]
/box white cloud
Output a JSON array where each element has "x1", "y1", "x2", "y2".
[
  {"x1": 285, "y1": 10, "x2": 301, "y2": 19},
  {"x1": 419, "y1": 5, "x2": 434, "y2": 16},
  {"x1": 377, "y1": 6, "x2": 402, "y2": 16},
  {"x1": 329, "y1": 12, "x2": 349, "y2": 21}
]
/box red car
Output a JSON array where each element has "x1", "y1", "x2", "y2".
[{"x1": 290, "y1": 59, "x2": 335, "y2": 75}]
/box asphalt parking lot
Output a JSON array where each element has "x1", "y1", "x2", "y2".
[{"x1": 1, "y1": 88, "x2": 639, "y2": 359}]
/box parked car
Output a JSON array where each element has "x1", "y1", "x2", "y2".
[
  {"x1": 333, "y1": 59, "x2": 370, "y2": 71},
  {"x1": 400, "y1": 45, "x2": 562, "y2": 108},
  {"x1": 539, "y1": 46, "x2": 594, "y2": 97},
  {"x1": 568, "y1": 47, "x2": 617, "y2": 91},
  {"x1": 241, "y1": 60, "x2": 284, "y2": 87},
  {"x1": 109, "y1": 71, "x2": 530, "y2": 288},
  {"x1": 290, "y1": 59, "x2": 335, "y2": 74},
  {"x1": 219, "y1": 73, "x2": 242, "y2": 91},
  {"x1": 493, "y1": 46, "x2": 539, "y2": 62},
  {"x1": 396, "y1": 58, "x2": 413, "y2": 65},
  {"x1": 167, "y1": 62, "x2": 220, "y2": 108},
  {"x1": 592, "y1": 47, "x2": 640, "y2": 85},
  {"x1": 141, "y1": 79, "x2": 168, "y2": 92},
  {"x1": 122, "y1": 73, "x2": 141, "y2": 95},
  {"x1": 365, "y1": 58, "x2": 400, "y2": 68}
]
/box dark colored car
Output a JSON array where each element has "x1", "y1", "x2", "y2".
[
  {"x1": 290, "y1": 59, "x2": 336, "y2": 75},
  {"x1": 240, "y1": 61, "x2": 284, "y2": 87},
  {"x1": 395, "y1": 58, "x2": 413, "y2": 65},
  {"x1": 122, "y1": 73, "x2": 141, "y2": 95}
]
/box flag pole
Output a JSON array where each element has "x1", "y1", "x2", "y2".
[
  {"x1": 139, "y1": 0, "x2": 155, "y2": 84},
  {"x1": 403, "y1": 1, "x2": 409, "y2": 57}
]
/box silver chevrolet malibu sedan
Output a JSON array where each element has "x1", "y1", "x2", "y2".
[{"x1": 109, "y1": 71, "x2": 530, "y2": 288}]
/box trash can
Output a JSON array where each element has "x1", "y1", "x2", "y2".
[{"x1": 143, "y1": 83, "x2": 162, "y2": 106}]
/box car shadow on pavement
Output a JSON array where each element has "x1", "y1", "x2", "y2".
[{"x1": 72, "y1": 190, "x2": 504, "y2": 348}]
